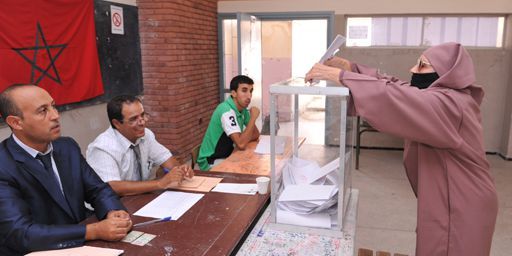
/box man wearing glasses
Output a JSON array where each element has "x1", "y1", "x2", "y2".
[{"x1": 86, "y1": 95, "x2": 193, "y2": 196}]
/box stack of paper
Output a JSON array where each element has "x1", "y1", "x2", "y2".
[{"x1": 276, "y1": 157, "x2": 340, "y2": 228}]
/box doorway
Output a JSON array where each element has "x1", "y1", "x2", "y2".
[{"x1": 218, "y1": 12, "x2": 333, "y2": 144}]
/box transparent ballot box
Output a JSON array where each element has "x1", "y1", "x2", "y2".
[{"x1": 268, "y1": 78, "x2": 355, "y2": 236}]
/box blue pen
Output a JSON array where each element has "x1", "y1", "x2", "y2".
[{"x1": 133, "y1": 216, "x2": 172, "y2": 227}]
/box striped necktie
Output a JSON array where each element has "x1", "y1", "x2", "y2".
[{"x1": 130, "y1": 144, "x2": 143, "y2": 181}]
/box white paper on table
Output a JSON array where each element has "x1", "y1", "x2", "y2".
[
  {"x1": 254, "y1": 135, "x2": 286, "y2": 154},
  {"x1": 276, "y1": 209, "x2": 331, "y2": 228},
  {"x1": 134, "y1": 191, "x2": 204, "y2": 219},
  {"x1": 278, "y1": 185, "x2": 336, "y2": 201},
  {"x1": 212, "y1": 183, "x2": 258, "y2": 195},
  {"x1": 319, "y1": 34, "x2": 346, "y2": 63},
  {"x1": 25, "y1": 246, "x2": 123, "y2": 256}
]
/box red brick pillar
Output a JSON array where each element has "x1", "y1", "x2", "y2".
[{"x1": 138, "y1": 0, "x2": 220, "y2": 161}]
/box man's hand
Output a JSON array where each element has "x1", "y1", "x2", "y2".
[
  {"x1": 85, "y1": 210, "x2": 132, "y2": 241},
  {"x1": 157, "y1": 167, "x2": 186, "y2": 189},
  {"x1": 107, "y1": 210, "x2": 131, "y2": 220},
  {"x1": 249, "y1": 106, "x2": 260, "y2": 119},
  {"x1": 176, "y1": 164, "x2": 194, "y2": 179}
]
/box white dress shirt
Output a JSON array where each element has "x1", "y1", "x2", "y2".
[{"x1": 86, "y1": 127, "x2": 172, "y2": 182}]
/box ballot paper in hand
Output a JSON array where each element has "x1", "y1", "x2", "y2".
[{"x1": 319, "y1": 34, "x2": 346, "y2": 63}]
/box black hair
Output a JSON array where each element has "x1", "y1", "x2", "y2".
[
  {"x1": 0, "y1": 84, "x2": 36, "y2": 119},
  {"x1": 229, "y1": 75, "x2": 254, "y2": 92},
  {"x1": 107, "y1": 95, "x2": 142, "y2": 129}
]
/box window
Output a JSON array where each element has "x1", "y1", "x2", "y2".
[{"x1": 346, "y1": 16, "x2": 505, "y2": 47}]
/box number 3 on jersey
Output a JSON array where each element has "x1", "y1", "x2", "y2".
[{"x1": 229, "y1": 116, "x2": 237, "y2": 126}]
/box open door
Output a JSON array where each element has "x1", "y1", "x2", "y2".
[{"x1": 238, "y1": 13, "x2": 262, "y2": 128}]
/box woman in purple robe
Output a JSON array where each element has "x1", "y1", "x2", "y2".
[{"x1": 306, "y1": 42, "x2": 498, "y2": 256}]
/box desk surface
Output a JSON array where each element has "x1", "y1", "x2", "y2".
[
  {"x1": 85, "y1": 171, "x2": 269, "y2": 256},
  {"x1": 210, "y1": 136, "x2": 305, "y2": 176}
]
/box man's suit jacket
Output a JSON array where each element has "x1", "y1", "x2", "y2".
[{"x1": 0, "y1": 136, "x2": 126, "y2": 255}]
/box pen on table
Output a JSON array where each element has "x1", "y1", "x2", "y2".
[{"x1": 133, "y1": 216, "x2": 172, "y2": 228}]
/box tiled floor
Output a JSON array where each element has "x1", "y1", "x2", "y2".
[{"x1": 354, "y1": 149, "x2": 512, "y2": 256}]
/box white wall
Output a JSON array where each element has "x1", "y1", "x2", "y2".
[
  {"x1": 0, "y1": 103, "x2": 110, "y2": 154},
  {"x1": 106, "y1": 0, "x2": 136, "y2": 6}
]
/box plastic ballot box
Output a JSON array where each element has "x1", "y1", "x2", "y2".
[{"x1": 268, "y1": 78, "x2": 355, "y2": 237}]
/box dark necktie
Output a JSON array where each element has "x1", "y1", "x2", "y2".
[
  {"x1": 130, "y1": 144, "x2": 143, "y2": 181},
  {"x1": 36, "y1": 153, "x2": 63, "y2": 193}
]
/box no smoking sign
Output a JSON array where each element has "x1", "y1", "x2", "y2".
[{"x1": 110, "y1": 5, "x2": 124, "y2": 35}]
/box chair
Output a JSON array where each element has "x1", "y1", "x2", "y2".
[
  {"x1": 355, "y1": 116, "x2": 378, "y2": 169},
  {"x1": 190, "y1": 144, "x2": 201, "y2": 170}
]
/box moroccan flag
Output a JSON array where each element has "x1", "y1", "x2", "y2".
[{"x1": 0, "y1": 0, "x2": 104, "y2": 105}]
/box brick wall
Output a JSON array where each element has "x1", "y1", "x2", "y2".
[{"x1": 137, "y1": 0, "x2": 219, "y2": 161}]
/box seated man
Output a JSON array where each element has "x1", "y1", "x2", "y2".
[
  {"x1": 0, "y1": 85, "x2": 132, "y2": 255},
  {"x1": 86, "y1": 95, "x2": 193, "y2": 196},
  {"x1": 197, "y1": 75, "x2": 260, "y2": 171}
]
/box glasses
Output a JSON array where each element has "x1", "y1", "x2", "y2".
[
  {"x1": 417, "y1": 58, "x2": 432, "y2": 70},
  {"x1": 123, "y1": 112, "x2": 150, "y2": 126}
]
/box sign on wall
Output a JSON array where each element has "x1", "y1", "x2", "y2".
[{"x1": 111, "y1": 5, "x2": 124, "y2": 35}]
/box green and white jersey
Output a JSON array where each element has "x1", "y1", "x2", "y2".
[{"x1": 197, "y1": 97, "x2": 250, "y2": 170}]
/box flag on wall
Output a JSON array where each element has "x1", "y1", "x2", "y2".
[{"x1": 0, "y1": 0, "x2": 104, "y2": 105}]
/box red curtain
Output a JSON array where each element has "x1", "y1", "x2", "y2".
[{"x1": 0, "y1": 0, "x2": 104, "y2": 105}]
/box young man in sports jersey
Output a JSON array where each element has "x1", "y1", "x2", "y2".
[{"x1": 197, "y1": 75, "x2": 260, "y2": 170}]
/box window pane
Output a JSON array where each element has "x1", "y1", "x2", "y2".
[
  {"x1": 444, "y1": 17, "x2": 459, "y2": 43},
  {"x1": 346, "y1": 16, "x2": 504, "y2": 48},
  {"x1": 423, "y1": 17, "x2": 442, "y2": 46},
  {"x1": 372, "y1": 17, "x2": 389, "y2": 46},
  {"x1": 389, "y1": 17, "x2": 404, "y2": 46},
  {"x1": 346, "y1": 17, "x2": 371, "y2": 46},
  {"x1": 460, "y1": 17, "x2": 477, "y2": 46},
  {"x1": 476, "y1": 17, "x2": 498, "y2": 47},
  {"x1": 405, "y1": 17, "x2": 422, "y2": 46}
]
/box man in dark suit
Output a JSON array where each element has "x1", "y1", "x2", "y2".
[{"x1": 0, "y1": 84, "x2": 132, "y2": 255}]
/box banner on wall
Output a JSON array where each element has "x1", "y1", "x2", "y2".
[{"x1": 0, "y1": 0, "x2": 104, "y2": 105}]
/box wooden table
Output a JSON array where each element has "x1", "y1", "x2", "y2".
[
  {"x1": 85, "y1": 171, "x2": 269, "y2": 256},
  {"x1": 210, "y1": 136, "x2": 305, "y2": 176}
]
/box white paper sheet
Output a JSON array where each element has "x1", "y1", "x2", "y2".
[
  {"x1": 285, "y1": 158, "x2": 320, "y2": 185},
  {"x1": 25, "y1": 246, "x2": 123, "y2": 256},
  {"x1": 254, "y1": 135, "x2": 286, "y2": 154},
  {"x1": 276, "y1": 209, "x2": 331, "y2": 228},
  {"x1": 212, "y1": 183, "x2": 258, "y2": 195},
  {"x1": 319, "y1": 34, "x2": 346, "y2": 63},
  {"x1": 134, "y1": 191, "x2": 204, "y2": 219},
  {"x1": 278, "y1": 185, "x2": 336, "y2": 201}
]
